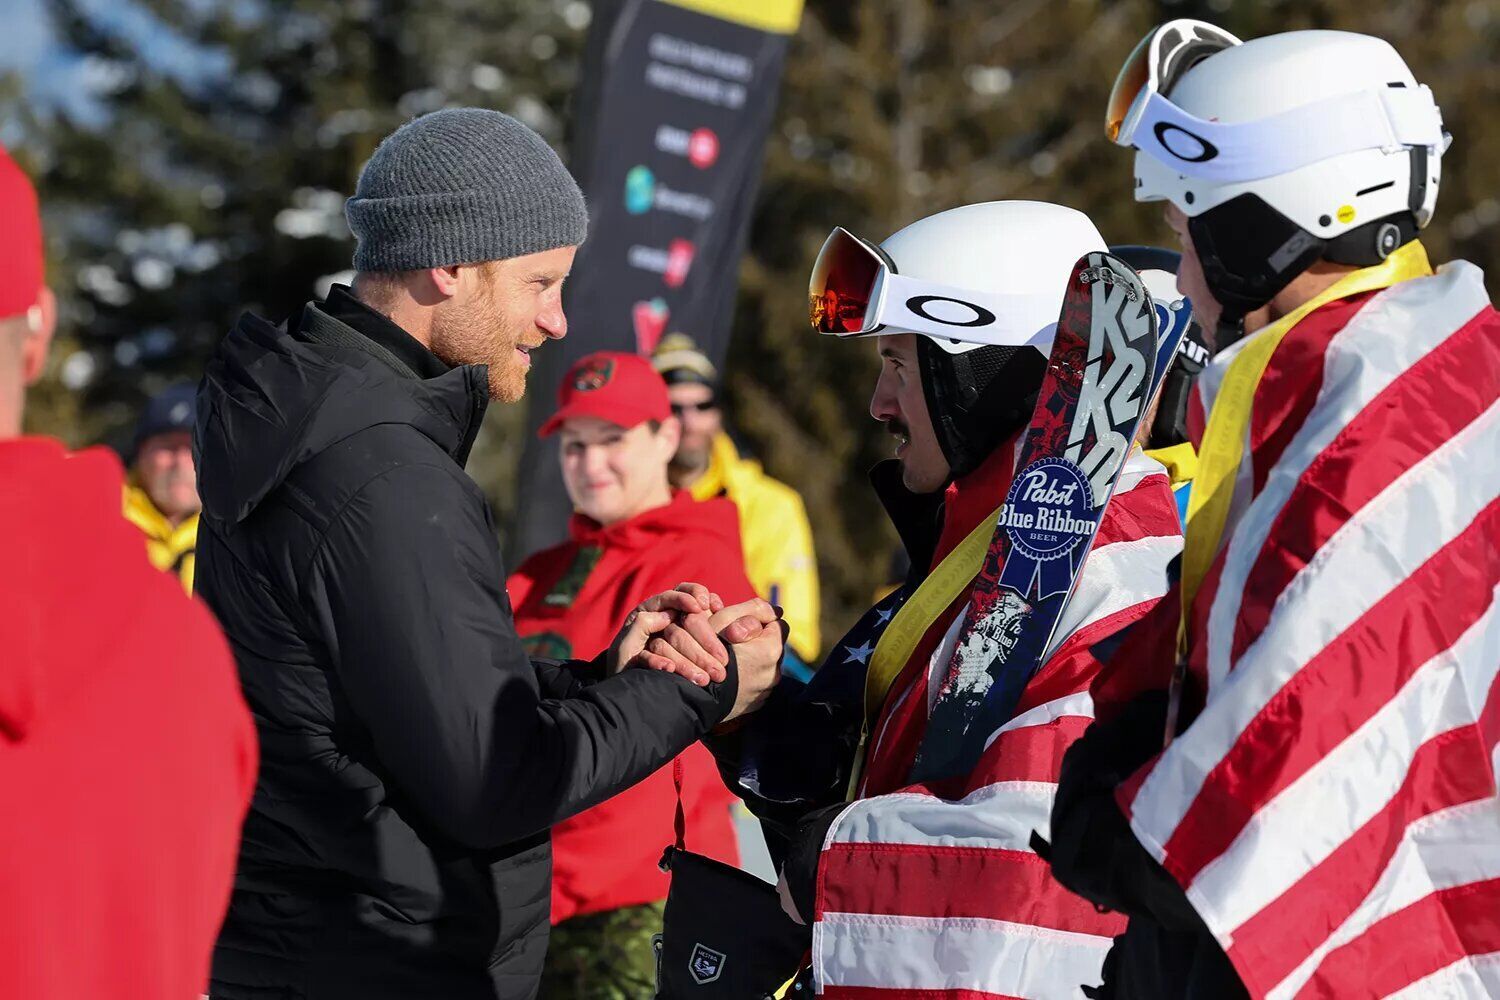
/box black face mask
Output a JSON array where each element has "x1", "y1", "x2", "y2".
[{"x1": 915, "y1": 338, "x2": 1043, "y2": 481}]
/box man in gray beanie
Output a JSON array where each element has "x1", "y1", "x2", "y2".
[
  {"x1": 193, "y1": 108, "x2": 786, "y2": 1000},
  {"x1": 343, "y1": 108, "x2": 589, "y2": 404}
]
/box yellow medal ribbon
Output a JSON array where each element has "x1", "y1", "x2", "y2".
[
  {"x1": 1143, "y1": 441, "x2": 1199, "y2": 492},
  {"x1": 844, "y1": 505, "x2": 1001, "y2": 798},
  {"x1": 1177, "y1": 241, "x2": 1433, "y2": 657}
]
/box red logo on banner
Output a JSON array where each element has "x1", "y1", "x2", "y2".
[
  {"x1": 665, "y1": 239, "x2": 696, "y2": 288},
  {"x1": 633, "y1": 298, "x2": 670, "y2": 354},
  {"x1": 688, "y1": 128, "x2": 720, "y2": 169}
]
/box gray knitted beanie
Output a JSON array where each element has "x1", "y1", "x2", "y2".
[{"x1": 346, "y1": 108, "x2": 588, "y2": 272}]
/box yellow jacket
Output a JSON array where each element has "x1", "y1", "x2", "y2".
[
  {"x1": 123, "y1": 483, "x2": 198, "y2": 594},
  {"x1": 1143, "y1": 440, "x2": 1198, "y2": 525},
  {"x1": 690, "y1": 434, "x2": 820, "y2": 663}
]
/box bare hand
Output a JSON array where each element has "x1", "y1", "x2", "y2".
[
  {"x1": 633, "y1": 598, "x2": 784, "y2": 686},
  {"x1": 710, "y1": 598, "x2": 783, "y2": 645},
  {"x1": 609, "y1": 584, "x2": 727, "y2": 683},
  {"x1": 721, "y1": 612, "x2": 786, "y2": 722}
]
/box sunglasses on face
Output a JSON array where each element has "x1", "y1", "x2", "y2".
[{"x1": 671, "y1": 400, "x2": 718, "y2": 415}]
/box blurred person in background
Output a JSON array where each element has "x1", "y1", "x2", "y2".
[
  {"x1": 124, "y1": 381, "x2": 202, "y2": 592},
  {"x1": 0, "y1": 144, "x2": 256, "y2": 1000},
  {"x1": 193, "y1": 109, "x2": 785, "y2": 1000},
  {"x1": 508, "y1": 351, "x2": 749, "y2": 999},
  {"x1": 652, "y1": 332, "x2": 821, "y2": 675}
]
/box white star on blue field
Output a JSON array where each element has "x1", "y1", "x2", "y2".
[{"x1": 844, "y1": 640, "x2": 875, "y2": 665}]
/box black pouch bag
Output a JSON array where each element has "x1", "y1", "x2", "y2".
[{"x1": 653, "y1": 762, "x2": 811, "y2": 998}]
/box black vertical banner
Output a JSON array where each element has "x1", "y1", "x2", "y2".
[{"x1": 512, "y1": 0, "x2": 802, "y2": 559}]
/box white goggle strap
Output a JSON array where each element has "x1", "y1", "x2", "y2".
[
  {"x1": 1130, "y1": 85, "x2": 1444, "y2": 183},
  {"x1": 866, "y1": 271, "x2": 1060, "y2": 350}
]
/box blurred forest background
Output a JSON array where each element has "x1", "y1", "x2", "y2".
[{"x1": 4, "y1": 0, "x2": 1497, "y2": 645}]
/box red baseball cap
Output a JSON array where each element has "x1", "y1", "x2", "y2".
[
  {"x1": 539, "y1": 351, "x2": 673, "y2": 437},
  {"x1": 0, "y1": 145, "x2": 43, "y2": 319}
]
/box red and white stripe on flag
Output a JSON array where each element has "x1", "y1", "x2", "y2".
[
  {"x1": 1119, "y1": 262, "x2": 1500, "y2": 999},
  {"x1": 813, "y1": 451, "x2": 1182, "y2": 998}
]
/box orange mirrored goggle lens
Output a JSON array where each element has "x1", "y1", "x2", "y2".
[
  {"x1": 1107, "y1": 21, "x2": 1240, "y2": 144},
  {"x1": 809, "y1": 228, "x2": 883, "y2": 334},
  {"x1": 1106, "y1": 29, "x2": 1153, "y2": 143}
]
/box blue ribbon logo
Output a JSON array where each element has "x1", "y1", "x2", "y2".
[{"x1": 997, "y1": 457, "x2": 1096, "y2": 599}]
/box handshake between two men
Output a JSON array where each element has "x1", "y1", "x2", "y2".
[{"x1": 611, "y1": 582, "x2": 789, "y2": 722}]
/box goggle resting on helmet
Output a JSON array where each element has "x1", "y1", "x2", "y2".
[
  {"x1": 808, "y1": 227, "x2": 1062, "y2": 353},
  {"x1": 1107, "y1": 19, "x2": 1447, "y2": 185}
]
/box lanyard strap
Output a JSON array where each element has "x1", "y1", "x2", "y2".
[
  {"x1": 865, "y1": 506, "x2": 998, "y2": 720},
  {"x1": 671, "y1": 756, "x2": 687, "y2": 851},
  {"x1": 846, "y1": 505, "x2": 1001, "y2": 798},
  {"x1": 1177, "y1": 241, "x2": 1433, "y2": 657}
]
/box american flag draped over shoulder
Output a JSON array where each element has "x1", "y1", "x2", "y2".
[
  {"x1": 1118, "y1": 260, "x2": 1500, "y2": 999},
  {"x1": 812, "y1": 445, "x2": 1183, "y2": 998}
]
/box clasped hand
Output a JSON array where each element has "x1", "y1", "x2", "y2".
[{"x1": 608, "y1": 583, "x2": 787, "y2": 721}]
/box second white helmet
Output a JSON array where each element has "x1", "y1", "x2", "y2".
[
  {"x1": 822, "y1": 201, "x2": 1107, "y2": 476},
  {"x1": 1108, "y1": 24, "x2": 1446, "y2": 318}
]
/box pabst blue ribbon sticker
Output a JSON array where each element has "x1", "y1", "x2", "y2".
[{"x1": 997, "y1": 457, "x2": 1096, "y2": 599}]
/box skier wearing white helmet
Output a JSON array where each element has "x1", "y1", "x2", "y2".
[
  {"x1": 703, "y1": 201, "x2": 1182, "y2": 997},
  {"x1": 1047, "y1": 23, "x2": 1500, "y2": 1000}
]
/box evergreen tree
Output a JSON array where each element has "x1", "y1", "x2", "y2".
[
  {"x1": 12, "y1": 0, "x2": 593, "y2": 530},
  {"x1": 722, "y1": 0, "x2": 1499, "y2": 638},
  {"x1": 12, "y1": 0, "x2": 1497, "y2": 640}
]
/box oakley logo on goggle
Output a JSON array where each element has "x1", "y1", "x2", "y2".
[
  {"x1": 904, "y1": 295, "x2": 997, "y2": 329},
  {"x1": 1153, "y1": 122, "x2": 1219, "y2": 163}
]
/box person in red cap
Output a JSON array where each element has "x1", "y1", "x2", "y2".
[
  {"x1": 0, "y1": 146, "x2": 257, "y2": 999},
  {"x1": 510, "y1": 351, "x2": 752, "y2": 998}
]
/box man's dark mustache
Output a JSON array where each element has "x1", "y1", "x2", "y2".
[{"x1": 885, "y1": 419, "x2": 910, "y2": 440}]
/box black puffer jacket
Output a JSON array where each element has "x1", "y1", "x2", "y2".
[{"x1": 195, "y1": 289, "x2": 737, "y2": 1000}]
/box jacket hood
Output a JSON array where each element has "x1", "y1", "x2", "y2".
[
  {"x1": 0, "y1": 439, "x2": 140, "y2": 740},
  {"x1": 567, "y1": 490, "x2": 742, "y2": 553},
  {"x1": 195, "y1": 306, "x2": 488, "y2": 531}
]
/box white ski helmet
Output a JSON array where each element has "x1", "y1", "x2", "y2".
[
  {"x1": 822, "y1": 201, "x2": 1107, "y2": 476},
  {"x1": 1108, "y1": 25, "x2": 1447, "y2": 318}
]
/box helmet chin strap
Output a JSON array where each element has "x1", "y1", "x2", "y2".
[{"x1": 1212, "y1": 316, "x2": 1248, "y2": 353}]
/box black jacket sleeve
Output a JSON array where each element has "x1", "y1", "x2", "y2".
[
  {"x1": 305, "y1": 462, "x2": 738, "y2": 849},
  {"x1": 779, "y1": 801, "x2": 847, "y2": 920},
  {"x1": 532, "y1": 653, "x2": 605, "y2": 700},
  {"x1": 704, "y1": 674, "x2": 863, "y2": 868},
  {"x1": 1047, "y1": 691, "x2": 1204, "y2": 930}
]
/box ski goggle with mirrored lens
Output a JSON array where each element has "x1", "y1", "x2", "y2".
[
  {"x1": 808, "y1": 227, "x2": 1061, "y2": 351},
  {"x1": 1107, "y1": 19, "x2": 1446, "y2": 185},
  {"x1": 1106, "y1": 19, "x2": 1241, "y2": 146}
]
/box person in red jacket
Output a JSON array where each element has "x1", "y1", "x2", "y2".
[
  {"x1": 0, "y1": 144, "x2": 257, "y2": 999},
  {"x1": 509, "y1": 351, "x2": 751, "y2": 998}
]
